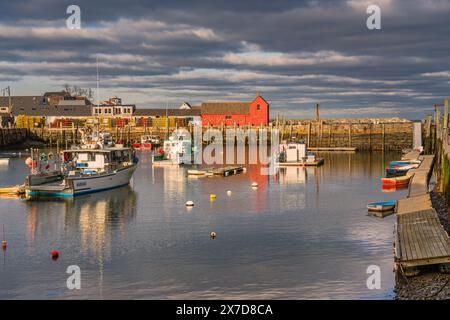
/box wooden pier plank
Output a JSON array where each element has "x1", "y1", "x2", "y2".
[
  {"x1": 396, "y1": 209, "x2": 450, "y2": 266},
  {"x1": 396, "y1": 194, "x2": 432, "y2": 215}
]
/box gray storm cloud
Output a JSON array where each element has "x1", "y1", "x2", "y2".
[{"x1": 0, "y1": 0, "x2": 449, "y2": 118}]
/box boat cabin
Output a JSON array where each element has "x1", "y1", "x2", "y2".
[{"x1": 62, "y1": 148, "x2": 133, "y2": 174}]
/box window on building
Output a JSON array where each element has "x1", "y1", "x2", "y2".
[
  {"x1": 225, "y1": 115, "x2": 232, "y2": 119},
  {"x1": 257, "y1": 104, "x2": 261, "y2": 110}
]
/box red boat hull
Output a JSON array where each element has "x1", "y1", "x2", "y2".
[{"x1": 381, "y1": 177, "x2": 410, "y2": 186}]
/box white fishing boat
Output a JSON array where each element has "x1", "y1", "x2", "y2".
[
  {"x1": 275, "y1": 142, "x2": 324, "y2": 167},
  {"x1": 24, "y1": 133, "x2": 138, "y2": 198},
  {"x1": 0, "y1": 157, "x2": 9, "y2": 165},
  {"x1": 153, "y1": 131, "x2": 192, "y2": 165}
]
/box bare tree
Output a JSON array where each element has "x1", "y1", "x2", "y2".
[{"x1": 62, "y1": 84, "x2": 94, "y2": 100}]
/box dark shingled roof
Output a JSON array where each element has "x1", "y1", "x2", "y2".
[
  {"x1": 134, "y1": 108, "x2": 201, "y2": 117},
  {"x1": 0, "y1": 96, "x2": 92, "y2": 117},
  {"x1": 200, "y1": 102, "x2": 251, "y2": 115},
  {"x1": 44, "y1": 91, "x2": 70, "y2": 97}
]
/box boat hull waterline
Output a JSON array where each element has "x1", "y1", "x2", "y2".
[
  {"x1": 367, "y1": 201, "x2": 397, "y2": 212},
  {"x1": 26, "y1": 165, "x2": 136, "y2": 198}
]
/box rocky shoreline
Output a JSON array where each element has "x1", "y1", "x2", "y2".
[{"x1": 394, "y1": 188, "x2": 450, "y2": 300}]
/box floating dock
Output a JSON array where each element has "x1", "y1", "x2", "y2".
[
  {"x1": 187, "y1": 166, "x2": 245, "y2": 177},
  {"x1": 308, "y1": 147, "x2": 357, "y2": 152},
  {"x1": 0, "y1": 185, "x2": 25, "y2": 196},
  {"x1": 394, "y1": 153, "x2": 450, "y2": 274},
  {"x1": 275, "y1": 158, "x2": 324, "y2": 167}
]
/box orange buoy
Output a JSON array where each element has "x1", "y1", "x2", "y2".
[
  {"x1": 51, "y1": 250, "x2": 59, "y2": 260},
  {"x1": 1, "y1": 240, "x2": 6, "y2": 250}
]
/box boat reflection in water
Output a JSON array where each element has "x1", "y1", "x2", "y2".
[{"x1": 25, "y1": 186, "x2": 137, "y2": 260}]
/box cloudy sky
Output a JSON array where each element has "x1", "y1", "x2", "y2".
[{"x1": 0, "y1": 0, "x2": 449, "y2": 119}]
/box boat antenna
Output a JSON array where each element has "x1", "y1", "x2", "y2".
[
  {"x1": 166, "y1": 99, "x2": 169, "y2": 140},
  {"x1": 96, "y1": 55, "x2": 99, "y2": 109},
  {"x1": 96, "y1": 55, "x2": 100, "y2": 133}
]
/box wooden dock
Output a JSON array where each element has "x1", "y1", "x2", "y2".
[
  {"x1": 187, "y1": 166, "x2": 245, "y2": 177},
  {"x1": 394, "y1": 153, "x2": 450, "y2": 273},
  {"x1": 395, "y1": 209, "x2": 450, "y2": 268},
  {"x1": 307, "y1": 147, "x2": 357, "y2": 152}
]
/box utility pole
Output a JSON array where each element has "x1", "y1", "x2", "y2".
[{"x1": 316, "y1": 103, "x2": 320, "y2": 123}]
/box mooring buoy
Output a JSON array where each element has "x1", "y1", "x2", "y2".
[
  {"x1": 51, "y1": 250, "x2": 59, "y2": 260},
  {"x1": 252, "y1": 182, "x2": 258, "y2": 188},
  {"x1": 186, "y1": 200, "x2": 194, "y2": 207},
  {"x1": 210, "y1": 232, "x2": 217, "y2": 239},
  {"x1": 210, "y1": 194, "x2": 216, "y2": 201}
]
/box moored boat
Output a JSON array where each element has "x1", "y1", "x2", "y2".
[
  {"x1": 24, "y1": 132, "x2": 138, "y2": 198},
  {"x1": 152, "y1": 131, "x2": 192, "y2": 165},
  {"x1": 389, "y1": 160, "x2": 421, "y2": 166},
  {"x1": 275, "y1": 142, "x2": 324, "y2": 167},
  {"x1": 381, "y1": 175, "x2": 412, "y2": 186},
  {"x1": 367, "y1": 201, "x2": 397, "y2": 212},
  {"x1": 385, "y1": 167, "x2": 408, "y2": 177},
  {"x1": 133, "y1": 135, "x2": 161, "y2": 150},
  {"x1": 389, "y1": 163, "x2": 419, "y2": 170}
]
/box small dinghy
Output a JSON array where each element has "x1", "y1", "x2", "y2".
[
  {"x1": 367, "y1": 201, "x2": 396, "y2": 212},
  {"x1": 389, "y1": 160, "x2": 421, "y2": 166},
  {"x1": 389, "y1": 163, "x2": 419, "y2": 170},
  {"x1": 381, "y1": 175, "x2": 411, "y2": 186},
  {"x1": 385, "y1": 168, "x2": 408, "y2": 177}
]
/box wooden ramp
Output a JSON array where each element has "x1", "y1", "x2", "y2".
[
  {"x1": 395, "y1": 209, "x2": 450, "y2": 268},
  {"x1": 394, "y1": 153, "x2": 450, "y2": 271},
  {"x1": 407, "y1": 155, "x2": 434, "y2": 197},
  {"x1": 396, "y1": 194, "x2": 432, "y2": 215},
  {"x1": 402, "y1": 150, "x2": 421, "y2": 161}
]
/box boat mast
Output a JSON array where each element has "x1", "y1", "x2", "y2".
[
  {"x1": 96, "y1": 55, "x2": 100, "y2": 133},
  {"x1": 96, "y1": 55, "x2": 99, "y2": 109},
  {"x1": 166, "y1": 99, "x2": 169, "y2": 140}
]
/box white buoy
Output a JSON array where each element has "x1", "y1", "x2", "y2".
[
  {"x1": 252, "y1": 182, "x2": 258, "y2": 187},
  {"x1": 186, "y1": 200, "x2": 194, "y2": 207},
  {"x1": 227, "y1": 190, "x2": 232, "y2": 196},
  {"x1": 210, "y1": 232, "x2": 217, "y2": 239}
]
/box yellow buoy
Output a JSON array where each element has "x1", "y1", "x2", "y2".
[{"x1": 210, "y1": 194, "x2": 216, "y2": 201}]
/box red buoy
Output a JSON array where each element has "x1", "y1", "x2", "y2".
[{"x1": 51, "y1": 250, "x2": 59, "y2": 260}]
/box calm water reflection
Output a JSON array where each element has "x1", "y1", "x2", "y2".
[{"x1": 0, "y1": 150, "x2": 405, "y2": 299}]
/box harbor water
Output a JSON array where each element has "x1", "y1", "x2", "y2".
[{"x1": 0, "y1": 150, "x2": 406, "y2": 299}]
